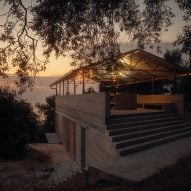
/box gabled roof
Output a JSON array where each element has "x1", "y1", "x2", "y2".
[
  {"x1": 50, "y1": 49, "x2": 190, "y2": 87},
  {"x1": 113, "y1": 49, "x2": 188, "y2": 83}
]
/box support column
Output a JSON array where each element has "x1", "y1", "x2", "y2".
[
  {"x1": 130, "y1": 53, "x2": 133, "y2": 67},
  {"x1": 67, "y1": 79, "x2": 69, "y2": 94},
  {"x1": 62, "y1": 81, "x2": 65, "y2": 95},
  {"x1": 151, "y1": 76, "x2": 154, "y2": 95},
  {"x1": 74, "y1": 75, "x2": 76, "y2": 95},
  {"x1": 173, "y1": 72, "x2": 177, "y2": 94},
  {"x1": 59, "y1": 82, "x2": 61, "y2": 95},
  {"x1": 133, "y1": 81, "x2": 136, "y2": 93},
  {"x1": 82, "y1": 68, "x2": 85, "y2": 94},
  {"x1": 55, "y1": 84, "x2": 58, "y2": 96}
]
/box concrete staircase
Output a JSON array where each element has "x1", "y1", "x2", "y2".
[{"x1": 107, "y1": 111, "x2": 191, "y2": 156}]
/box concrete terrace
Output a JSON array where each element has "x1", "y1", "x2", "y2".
[
  {"x1": 52, "y1": 93, "x2": 191, "y2": 181},
  {"x1": 29, "y1": 144, "x2": 81, "y2": 184},
  {"x1": 49, "y1": 49, "x2": 191, "y2": 182},
  {"x1": 46, "y1": 133, "x2": 60, "y2": 144},
  {"x1": 111, "y1": 108, "x2": 162, "y2": 116},
  {"x1": 29, "y1": 134, "x2": 191, "y2": 183},
  {"x1": 98, "y1": 136, "x2": 191, "y2": 181}
]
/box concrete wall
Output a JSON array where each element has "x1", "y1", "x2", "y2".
[
  {"x1": 75, "y1": 124, "x2": 81, "y2": 167},
  {"x1": 114, "y1": 94, "x2": 137, "y2": 110},
  {"x1": 73, "y1": 124, "x2": 117, "y2": 168},
  {"x1": 85, "y1": 127, "x2": 117, "y2": 167},
  {"x1": 55, "y1": 92, "x2": 117, "y2": 169},
  {"x1": 57, "y1": 114, "x2": 63, "y2": 141},
  {"x1": 137, "y1": 94, "x2": 184, "y2": 115},
  {"x1": 56, "y1": 92, "x2": 110, "y2": 130}
]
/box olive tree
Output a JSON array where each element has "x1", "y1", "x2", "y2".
[{"x1": 0, "y1": 0, "x2": 190, "y2": 90}]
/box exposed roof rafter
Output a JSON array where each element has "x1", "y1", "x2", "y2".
[{"x1": 50, "y1": 49, "x2": 190, "y2": 87}]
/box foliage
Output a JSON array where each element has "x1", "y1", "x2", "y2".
[
  {"x1": 32, "y1": 0, "x2": 174, "y2": 65},
  {"x1": 0, "y1": 0, "x2": 190, "y2": 89},
  {"x1": 164, "y1": 48, "x2": 190, "y2": 68},
  {"x1": 87, "y1": 86, "x2": 95, "y2": 93},
  {"x1": 178, "y1": 76, "x2": 191, "y2": 112},
  {"x1": 36, "y1": 95, "x2": 55, "y2": 133},
  {"x1": 175, "y1": 25, "x2": 191, "y2": 65},
  {"x1": 0, "y1": 1, "x2": 47, "y2": 93},
  {"x1": 175, "y1": 0, "x2": 191, "y2": 64},
  {"x1": 0, "y1": 87, "x2": 42, "y2": 159},
  {"x1": 164, "y1": 49, "x2": 191, "y2": 111},
  {"x1": 164, "y1": 49, "x2": 182, "y2": 65}
]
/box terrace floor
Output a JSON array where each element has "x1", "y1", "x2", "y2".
[
  {"x1": 111, "y1": 108, "x2": 163, "y2": 116},
  {"x1": 105, "y1": 108, "x2": 191, "y2": 181},
  {"x1": 46, "y1": 133, "x2": 60, "y2": 144},
  {"x1": 97, "y1": 136, "x2": 191, "y2": 182},
  {"x1": 29, "y1": 143, "x2": 81, "y2": 184}
]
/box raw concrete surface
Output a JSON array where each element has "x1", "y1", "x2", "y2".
[
  {"x1": 46, "y1": 133, "x2": 60, "y2": 144},
  {"x1": 111, "y1": 108, "x2": 162, "y2": 115},
  {"x1": 97, "y1": 136, "x2": 191, "y2": 182},
  {"x1": 29, "y1": 143, "x2": 81, "y2": 184},
  {"x1": 30, "y1": 133, "x2": 191, "y2": 183}
]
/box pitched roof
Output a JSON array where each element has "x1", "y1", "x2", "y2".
[{"x1": 50, "y1": 49, "x2": 190, "y2": 87}]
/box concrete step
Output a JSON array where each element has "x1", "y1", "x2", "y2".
[
  {"x1": 111, "y1": 111, "x2": 168, "y2": 119},
  {"x1": 112, "y1": 124, "x2": 191, "y2": 142},
  {"x1": 119, "y1": 131, "x2": 191, "y2": 156},
  {"x1": 110, "y1": 113, "x2": 176, "y2": 124},
  {"x1": 107, "y1": 116, "x2": 179, "y2": 130},
  {"x1": 115, "y1": 126, "x2": 191, "y2": 149},
  {"x1": 108, "y1": 120, "x2": 186, "y2": 136},
  {"x1": 46, "y1": 133, "x2": 60, "y2": 144}
]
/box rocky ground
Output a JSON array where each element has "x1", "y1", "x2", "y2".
[
  {"x1": 1, "y1": 146, "x2": 191, "y2": 191},
  {"x1": 0, "y1": 149, "x2": 55, "y2": 191}
]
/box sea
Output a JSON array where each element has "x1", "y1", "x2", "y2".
[
  {"x1": 0, "y1": 42, "x2": 178, "y2": 105},
  {"x1": 0, "y1": 76, "x2": 58, "y2": 105},
  {"x1": 22, "y1": 76, "x2": 58, "y2": 105}
]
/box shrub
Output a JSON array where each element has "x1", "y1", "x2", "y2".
[{"x1": 0, "y1": 87, "x2": 42, "y2": 159}]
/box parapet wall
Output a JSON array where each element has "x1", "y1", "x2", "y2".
[
  {"x1": 56, "y1": 92, "x2": 110, "y2": 131},
  {"x1": 137, "y1": 94, "x2": 184, "y2": 115}
]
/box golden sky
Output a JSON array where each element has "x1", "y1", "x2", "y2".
[
  {"x1": 40, "y1": 54, "x2": 73, "y2": 77},
  {"x1": 3, "y1": 1, "x2": 186, "y2": 77},
  {"x1": 39, "y1": 1, "x2": 185, "y2": 77}
]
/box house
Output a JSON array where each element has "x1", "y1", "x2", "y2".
[{"x1": 50, "y1": 49, "x2": 191, "y2": 180}]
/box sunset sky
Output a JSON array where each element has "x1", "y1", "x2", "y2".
[
  {"x1": 38, "y1": 1, "x2": 185, "y2": 77},
  {"x1": 2, "y1": 1, "x2": 186, "y2": 77}
]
